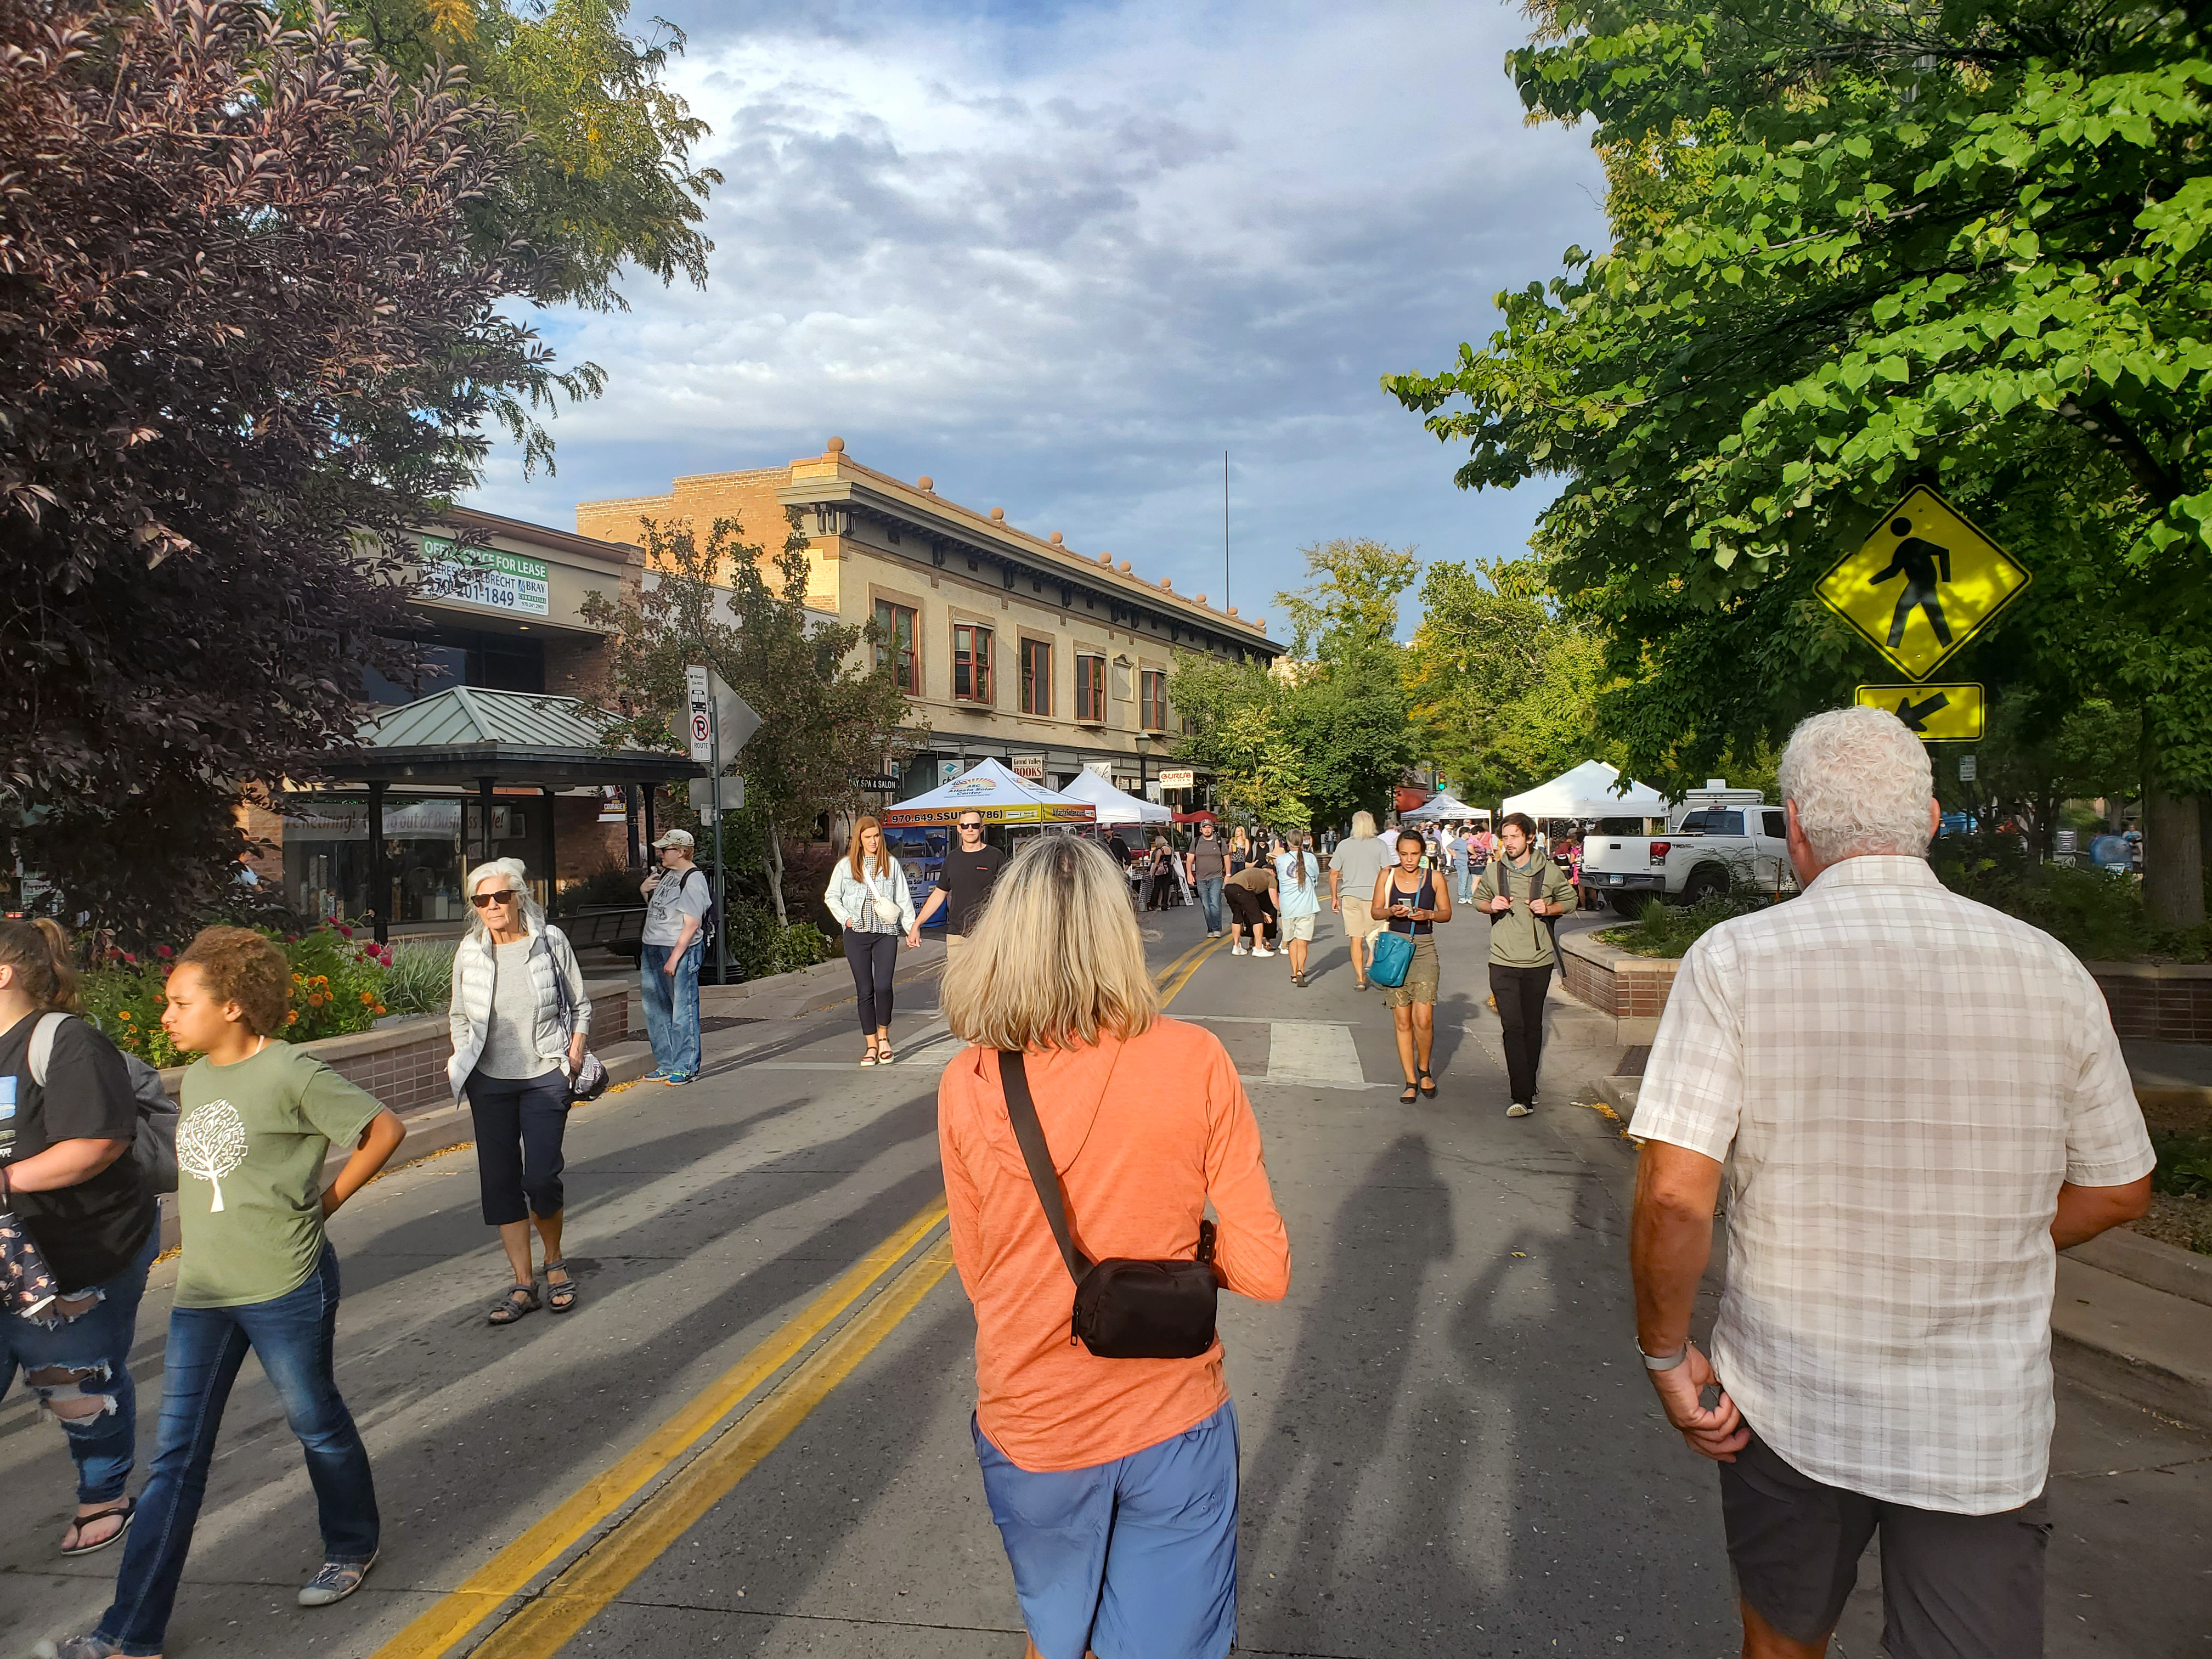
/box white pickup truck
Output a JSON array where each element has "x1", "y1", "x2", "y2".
[{"x1": 1579, "y1": 783, "x2": 1795, "y2": 913}]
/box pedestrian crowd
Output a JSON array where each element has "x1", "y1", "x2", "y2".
[{"x1": 8, "y1": 704, "x2": 2161, "y2": 1659}]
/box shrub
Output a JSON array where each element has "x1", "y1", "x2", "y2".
[
  {"x1": 81, "y1": 923, "x2": 389, "y2": 1063},
  {"x1": 2154, "y1": 1130, "x2": 2212, "y2": 1200},
  {"x1": 380, "y1": 939, "x2": 457, "y2": 1017},
  {"x1": 1598, "y1": 894, "x2": 1770, "y2": 959},
  {"x1": 1930, "y1": 832, "x2": 2211, "y2": 963},
  {"x1": 720, "y1": 904, "x2": 833, "y2": 980}
]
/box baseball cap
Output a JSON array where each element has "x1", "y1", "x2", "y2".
[{"x1": 652, "y1": 829, "x2": 695, "y2": 850}]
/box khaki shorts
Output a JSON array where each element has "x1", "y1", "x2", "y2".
[{"x1": 1280, "y1": 912, "x2": 1316, "y2": 943}]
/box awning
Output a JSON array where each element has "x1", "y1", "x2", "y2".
[
  {"x1": 317, "y1": 685, "x2": 701, "y2": 790},
  {"x1": 1059, "y1": 768, "x2": 1171, "y2": 826},
  {"x1": 881, "y1": 758, "x2": 1096, "y2": 827},
  {"x1": 1501, "y1": 760, "x2": 1672, "y2": 821}
]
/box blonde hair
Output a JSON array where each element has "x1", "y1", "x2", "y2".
[
  {"x1": 1350, "y1": 809, "x2": 1378, "y2": 839},
  {"x1": 940, "y1": 834, "x2": 1159, "y2": 1052},
  {"x1": 847, "y1": 815, "x2": 894, "y2": 879}
]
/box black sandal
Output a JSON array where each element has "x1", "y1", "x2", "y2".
[
  {"x1": 544, "y1": 1261, "x2": 578, "y2": 1314},
  {"x1": 60, "y1": 1498, "x2": 134, "y2": 1556},
  {"x1": 1418, "y1": 1071, "x2": 1438, "y2": 1097},
  {"x1": 1400, "y1": 1082, "x2": 1419, "y2": 1104},
  {"x1": 488, "y1": 1284, "x2": 539, "y2": 1325}
]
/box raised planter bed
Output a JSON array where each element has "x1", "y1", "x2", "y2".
[
  {"x1": 1557, "y1": 929, "x2": 1679, "y2": 1045},
  {"x1": 2086, "y1": 961, "x2": 2212, "y2": 1043}
]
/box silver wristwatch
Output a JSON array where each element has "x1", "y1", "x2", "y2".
[{"x1": 1640, "y1": 1341, "x2": 1689, "y2": 1372}]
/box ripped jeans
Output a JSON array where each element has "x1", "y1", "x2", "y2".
[{"x1": 1, "y1": 1223, "x2": 158, "y2": 1504}]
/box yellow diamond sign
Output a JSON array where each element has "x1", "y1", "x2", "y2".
[
  {"x1": 1854, "y1": 682, "x2": 1985, "y2": 742},
  {"x1": 1816, "y1": 488, "x2": 2030, "y2": 680}
]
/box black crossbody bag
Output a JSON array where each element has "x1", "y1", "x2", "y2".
[{"x1": 997, "y1": 1049, "x2": 1218, "y2": 1359}]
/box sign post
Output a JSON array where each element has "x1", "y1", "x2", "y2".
[{"x1": 686, "y1": 665, "x2": 762, "y2": 986}]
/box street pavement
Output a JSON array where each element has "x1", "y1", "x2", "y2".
[{"x1": 3, "y1": 904, "x2": 2207, "y2": 1658}]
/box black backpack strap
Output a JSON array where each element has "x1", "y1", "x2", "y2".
[{"x1": 998, "y1": 1050, "x2": 1091, "y2": 1284}]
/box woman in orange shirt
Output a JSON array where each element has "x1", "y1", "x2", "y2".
[{"x1": 938, "y1": 834, "x2": 1290, "y2": 1659}]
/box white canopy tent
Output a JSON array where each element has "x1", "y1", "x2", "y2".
[
  {"x1": 1501, "y1": 760, "x2": 1672, "y2": 821},
  {"x1": 1398, "y1": 789, "x2": 1489, "y2": 823},
  {"x1": 881, "y1": 758, "x2": 1094, "y2": 827},
  {"x1": 1060, "y1": 767, "x2": 1171, "y2": 826}
]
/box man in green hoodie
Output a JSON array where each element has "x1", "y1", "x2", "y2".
[{"x1": 1474, "y1": 812, "x2": 1576, "y2": 1118}]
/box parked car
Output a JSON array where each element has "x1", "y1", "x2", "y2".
[{"x1": 1579, "y1": 782, "x2": 1795, "y2": 913}]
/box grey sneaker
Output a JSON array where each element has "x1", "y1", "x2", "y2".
[
  {"x1": 1506, "y1": 1101, "x2": 1534, "y2": 1118},
  {"x1": 35, "y1": 1637, "x2": 124, "y2": 1658},
  {"x1": 300, "y1": 1554, "x2": 377, "y2": 1607}
]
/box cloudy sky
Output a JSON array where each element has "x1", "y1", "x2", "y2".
[{"x1": 466, "y1": 0, "x2": 1606, "y2": 637}]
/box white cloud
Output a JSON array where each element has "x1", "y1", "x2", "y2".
[{"x1": 467, "y1": 0, "x2": 1606, "y2": 632}]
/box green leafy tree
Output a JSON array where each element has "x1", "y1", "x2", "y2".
[
  {"x1": 1406, "y1": 557, "x2": 1612, "y2": 799},
  {"x1": 1386, "y1": 0, "x2": 2212, "y2": 923},
  {"x1": 582, "y1": 516, "x2": 914, "y2": 923},
  {"x1": 1272, "y1": 539, "x2": 1420, "y2": 826},
  {"x1": 309, "y1": 0, "x2": 719, "y2": 312},
  {"x1": 1166, "y1": 657, "x2": 1310, "y2": 830}
]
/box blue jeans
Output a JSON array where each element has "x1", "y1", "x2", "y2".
[
  {"x1": 640, "y1": 940, "x2": 703, "y2": 1076},
  {"x1": 1455, "y1": 866, "x2": 1475, "y2": 905},
  {"x1": 0, "y1": 1222, "x2": 157, "y2": 1503},
  {"x1": 98, "y1": 1243, "x2": 376, "y2": 1655},
  {"x1": 1195, "y1": 876, "x2": 1224, "y2": 933}
]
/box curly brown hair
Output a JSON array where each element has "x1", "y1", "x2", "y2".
[{"x1": 177, "y1": 926, "x2": 289, "y2": 1036}]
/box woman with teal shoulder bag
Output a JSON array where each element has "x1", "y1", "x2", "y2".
[{"x1": 1369, "y1": 828, "x2": 1452, "y2": 1103}]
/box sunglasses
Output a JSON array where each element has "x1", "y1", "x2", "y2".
[
  {"x1": 470, "y1": 890, "x2": 520, "y2": 908},
  {"x1": 957, "y1": 821, "x2": 984, "y2": 832}
]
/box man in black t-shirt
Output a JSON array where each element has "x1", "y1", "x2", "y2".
[
  {"x1": 910, "y1": 812, "x2": 1009, "y2": 959},
  {"x1": 0, "y1": 988, "x2": 159, "y2": 1556}
]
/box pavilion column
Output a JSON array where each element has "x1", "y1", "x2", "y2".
[
  {"x1": 539, "y1": 787, "x2": 558, "y2": 909},
  {"x1": 367, "y1": 781, "x2": 389, "y2": 946},
  {"x1": 643, "y1": 784, "x2": 657, "y2": 849},
  {"x1": 478, "y1": 775, "x2": 497, "y2": 865},
  {"x1": 625, "y1": 785, "x2": 641, "y2": 870}
]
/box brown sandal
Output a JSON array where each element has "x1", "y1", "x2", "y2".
[{"x1": 60, "y1": 1498, "x2": 134, "y2": 1556}]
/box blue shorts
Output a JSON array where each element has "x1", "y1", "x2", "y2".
[{"x1": 973, "y1": 1402, "x2": 1240, "y2": 1659}]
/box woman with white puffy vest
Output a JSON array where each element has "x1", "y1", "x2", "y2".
[{"x1": 447, "y1": 859, "x2": 589, "y2": 1325}]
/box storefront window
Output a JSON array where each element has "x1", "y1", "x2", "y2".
[{"x1": 283, "y1": 795, "x2": 541, "y2": 925}]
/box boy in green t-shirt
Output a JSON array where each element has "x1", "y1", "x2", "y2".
[{"x1": 50, "y1": 929, "x2": 404, "y2": 1659}]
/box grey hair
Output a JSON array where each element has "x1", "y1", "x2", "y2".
[
  {"x1": 1777, "y1": 707, "x2": 1934, "y2": 865},
  {"x1": 1351, "y1": 809, "x2": 1378, "y2": 839},
  {"x1": 462, "y1": 857, "x2": 544, "y2": 941}
]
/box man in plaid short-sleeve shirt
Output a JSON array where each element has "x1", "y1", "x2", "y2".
[{"x1": 1628, "y1": 707, "x2": 2154, "y2": 1659}]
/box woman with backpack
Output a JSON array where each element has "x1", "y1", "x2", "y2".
[
  {"x1": 448, "y1": 859, "x2": 591, "y2": 1326},
  {"x1": 936, "y1": 835, "x2": 1290, "y2": 1659},
  {"x1": 826, "y1": 816, "x2": 916, "y2": 1066},
  {"x1": 0, "y1": 918, "x2": 161, "y2": 1559}
]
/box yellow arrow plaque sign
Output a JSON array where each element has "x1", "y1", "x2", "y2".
[
  {"x1": 1854, "y1": 682, "x2": 1985, "y2": 741},
  {"x1": 1816, "y1": 488, "x2": 2030, "y2": 679}
]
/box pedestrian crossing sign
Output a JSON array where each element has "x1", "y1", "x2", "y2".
[
  {"x1": 1853, "y1": 682, "x2": 1985, "y2": 741},
  {"x1": 1815, "y1": 488, "x2": 2030, "y2": 679}
]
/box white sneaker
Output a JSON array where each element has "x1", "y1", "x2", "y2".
[
  {"x1": 1252, "y1": 945, "x2": 1275, "y2": 957},
  {"x1": 1506, "y1": 1102, "x2": 1534, "y2": 1118},
  {"x1": 1232, "y1": 944, "x2": 1249, "y2": 956}
]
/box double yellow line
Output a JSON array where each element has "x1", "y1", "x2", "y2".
[{"x1": 373, "y1": 927, "x2": 1226, "y2": 1659}]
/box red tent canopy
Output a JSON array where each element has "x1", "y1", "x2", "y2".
[{"x1": 1172, "y1": 810, "x2": 1216, "y2": 823}]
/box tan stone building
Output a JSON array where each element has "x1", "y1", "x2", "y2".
[{"x1": 577, "y1": 439, "x2": 1281, "y2": 799}]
